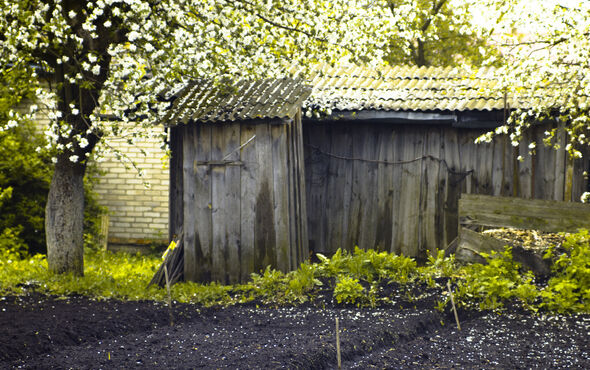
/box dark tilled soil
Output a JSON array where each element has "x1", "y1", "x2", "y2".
[{"x1": 1, "y1": 293, "x2": 589, "y2": 369}]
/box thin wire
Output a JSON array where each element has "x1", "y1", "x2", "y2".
[{"x1": 305, "y1": 144, "x2": 474, "y2": 178}]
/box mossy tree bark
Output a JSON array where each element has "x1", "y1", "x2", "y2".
[{"x1": 46, "y1": 156, "x2": 86, "y2": 276}]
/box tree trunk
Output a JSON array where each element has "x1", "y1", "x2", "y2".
[{"x1": 45, "y1": 157, "x2": 86, "y2": 276}]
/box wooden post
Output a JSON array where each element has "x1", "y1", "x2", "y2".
[
  {"x1": 99, "y1": 214, "x2": 109, "y2": 250},
  {"x1": 447, "y1": 281, "x2": 461, "y2": 331},
  {"x1": 335, "y1": 317, "x2": 341, "y2": 369},
  {"x1": 565, "y1": 157, "x2": 574, "y2": 202},
  {"x1": 164, "y1": 265, "x2": 174, "y2": 326}
]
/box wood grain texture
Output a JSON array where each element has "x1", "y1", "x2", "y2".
[
  {"x1": 271, "y1": 123, "x2": 291, "y2": 272},
  {"x1": 194, "y1": 124, "x2": 213, "y2": 281},
  {"x1": 224, "y1": 123, "x2": 241, "y2": 283},
  {"x1": 239, "y1": 124, "x2": 257, "y2": 281},
  {"x1": 181, "y1": 125, "x2": 197, "y2": 282},
  {"x1": 303, "y1": 121, "x2": 588, "y2": 260},
  {"x1": 294, "y1": 111, "x2": 309, "y2": 263},
  {"x1": 169, "y1": 126, "x2": 184, "y2": 241},
  {"x1": 459, "y1": 193, "x2": 590, "y2": 232}
]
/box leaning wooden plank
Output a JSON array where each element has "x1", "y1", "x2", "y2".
[
  {"x1": 459, "y1": 193, "x2": 590, "y2": 233},
  {"x1": 149, "y1": 234, "x2": 184, "y2": 288},
  {"x1": 456, "y1": 228, "x2": 550, "y2": 276}
]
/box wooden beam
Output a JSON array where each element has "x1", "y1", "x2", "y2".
[{"x1": 459, "y1": 193, "x2": 590, "y2": 233}]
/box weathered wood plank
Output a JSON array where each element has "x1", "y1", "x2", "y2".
[
  {"x1": 239, "y1": 124, "x2": 257, "y2": 281},
  {"x1": 286, "y1": 118, "x2": 298, "y2": 269},
  {"x1": 194, "y1": 124, "x2": 213, "y2": 281},
  {"x1": 294, "y1": 110, "x2": 309, "y2": 262},
  {"x1": 358, "y1": 126, "x2": 379, "y2": 251},
  {"x1": 571, "y1": 153, "x2": 589, "y2": 202},
  {"x1": 182, "y1": 125, "x2": 197, "y2": 282},
  {"x1": 271, "y1": 123, "x2": 291, "y2": 272},
  {"x1": 459, "y1": 193, "x2": 590, "y2": 232},
  {"x1": 420, "y1": 128, "x2": 442, "y2": 256},
  {"x1": 169, "y1": 126, "x2": 184, "y2": 241},
  {"x1": 476, "y1": 131, "x2": 494, "y2": 195},
  {"x1": 534, "y1": 127, "x2": 556, "y2": 200},
  {"x1": 554, "y1": 121, "x2": 566, "y2": 201},
  {"x1": 456, "y1": 228, "x2": 550, "y2": 276},
  {"x1": 460, "y1": 131, "x2": 477, "y2": 194},
  {"x1": 210, "y1": 125, "x2": 227, "y2": 282},
  {"x1": 375, "y1": 126, "x2": 394, "y2": 252},
  {"x1": 254, "y1": 123, "x2": 276, "y2": 272},
  {"x1": 224, "y1": 123, "x2": 241, "y2": 283},
  {"x1": 396, "y1": 128, "x2": 422, "y2": 256},
  {"x1": 324, "y1": 124, "x2": 348, "y2": 253},
  {"x1": 389, "y1": 128, "x2": 405, "y2": 254},
  {"x1": 441, "y1": 128, "x2": 462, "y2": 249},
  {"x1": 500, "y1": 134, "x2": 514, "y2": 197},
  {"x1": 517, "y1": 129, "x2": 534, "y2": 199},
  {"x1": 305, "y1": 124, "x2": 329, "y2": 255},
  {"x1": 491, "y1": 134, "x2": 505, "y2": 196}
]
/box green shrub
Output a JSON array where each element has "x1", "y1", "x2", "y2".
[
  {"x1": 0, "y1": 120, "x2": 105, "y2": 256},
  {"x1": 454, "y1": 247, "x2": 537, "y2": 311},
  {"x1": 317, "y1": 247, "x2": 418, "y2": 283},
  {"x1": 333, "y1": 275, "x2": 365, "y2": 305},
  {"x1": 0, "y1": 232, "x2": 587, "y2": 314},
  {"x1": 541, "y1": 230, "x2": 590, "y2": 313},
  {"x1": 0, "y1": 121, "x2": 52, "y2": 255}
]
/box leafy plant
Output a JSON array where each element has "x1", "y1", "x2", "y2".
[
  {"x1": 454, "y1": 247, "x2": 537, "y2": 311},
  {"x1": 0, "y1": 232, "x2": 588, "y2": 314},
  {"x1": 285, "y1": 261, "x2": 322, "y2": 302},
  {"x1": 541, "y1": 230, "x2": 590, "y2": 313},
  {"x1": 333, "y1": 276, "x2": 365, "y2": 305}
]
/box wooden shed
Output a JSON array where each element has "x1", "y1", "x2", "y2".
[
  {"x1": 165, "y1": 79, "x2": 310, "y2": 283},
  {"x1": 165, "y1": 65, "x2": 589, "y2": 283},
  {"x1": 301, "y1": 65, "x2": 589, "y2": 260}
]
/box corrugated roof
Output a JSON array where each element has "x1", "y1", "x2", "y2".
[
  {"x1": 166, "y1": 64, "x2": 576, "y2": 125},
  {"x1": 303, "y1": 64, "x2": 507, "y2": 112},
  {"x1": 165, "y1": 78, "x2": 311, "y2": 124}
]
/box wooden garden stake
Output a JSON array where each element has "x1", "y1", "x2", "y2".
[
  {"x1": 447, "y1": 281, "x2": 461, "y2": 331},
  {"x1": 336, "y1": 318, "x2": 341, "y2": 369},
  {"x1": 164, "y1": 265, "x2": 174, "y2": 326}
]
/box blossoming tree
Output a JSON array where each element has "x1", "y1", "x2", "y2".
[
  {"x1": 384, "y1": 0, "x2": 504, "y2": 67},
  {"x1": 0, "y1": 0, "x2": 407, "y2": 275},
  {"x1": 477, "y1": 1, "x2": 590, "y2": 161}
]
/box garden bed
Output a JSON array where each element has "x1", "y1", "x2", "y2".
[{"x1": 2, "y1": 292, "x2": 589, "y2": 369}]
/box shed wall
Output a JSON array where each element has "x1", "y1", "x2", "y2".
[
  {"x1": 171, "y1": 114, "x2": 308, "y2": 283},
  {"x1": 304, "y1": 121, "x2": 589, "y2": 259}
]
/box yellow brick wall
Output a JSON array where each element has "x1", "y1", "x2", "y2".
[{"x1": 93, "y1": 133, "x2": 169, "y2": 246}]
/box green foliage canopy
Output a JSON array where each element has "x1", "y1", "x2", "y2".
[{"x1": 384, "y1": 0, "x2": 503, "y2": 67}]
